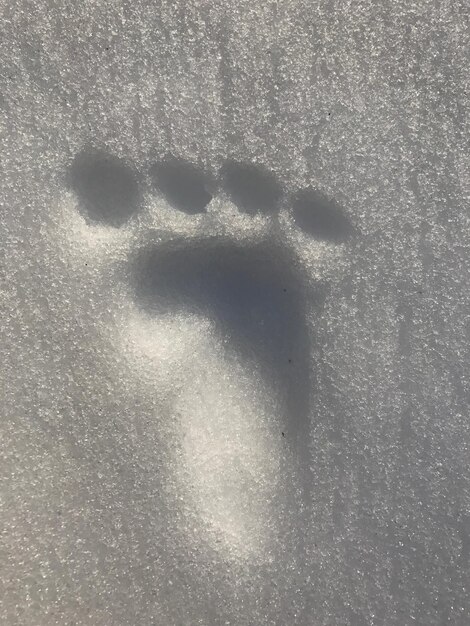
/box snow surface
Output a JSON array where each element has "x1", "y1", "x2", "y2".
[{"x1": 1, "y1": 1, "x2": 469, "y2": 624}]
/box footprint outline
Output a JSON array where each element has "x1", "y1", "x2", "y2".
[{"x1": 67, "y1": 148, "x2": 354, "y2": 445}]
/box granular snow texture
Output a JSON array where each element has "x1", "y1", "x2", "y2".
[{"x1": 1, "y1": 1, "x2": 469, "y2": 624}]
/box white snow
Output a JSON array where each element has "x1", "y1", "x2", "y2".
[{"x1": 1, "y1": 1, "x2": 469, "y2": 624}]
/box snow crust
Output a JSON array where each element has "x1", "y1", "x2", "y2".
[{"x1": 1, "y1": 1, "x2": 469, "y2": 624}]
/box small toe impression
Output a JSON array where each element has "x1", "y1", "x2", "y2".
[
  {"x1": 150, "y1": 158, "x2": 213, "y2": 215},
  {"x1": 68, "y1": 150, "x2": 140, "y2": 227},
  {"x1": 221, "y1": 160, "x2": 283, "y2": 216},
  {"x1": 292, "y1": 188, "x2": 353, "y2": 243}
]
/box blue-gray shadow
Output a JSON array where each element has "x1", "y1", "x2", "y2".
[
  {"x1": 133, "y1": 238, "x2": 328, "y2": 442},
  {"x1": 292, "y1": 187, "x2": 354, "y2": 243},
  {"x1": 221, "y1": 160, "x2": 283, "y2": 216},
  {"x1": 150, "y1": 157, "x2": 214, "y2": 215},
  {"x1": 68, "y1": 149, "x2": 141, "y2": 227}
]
